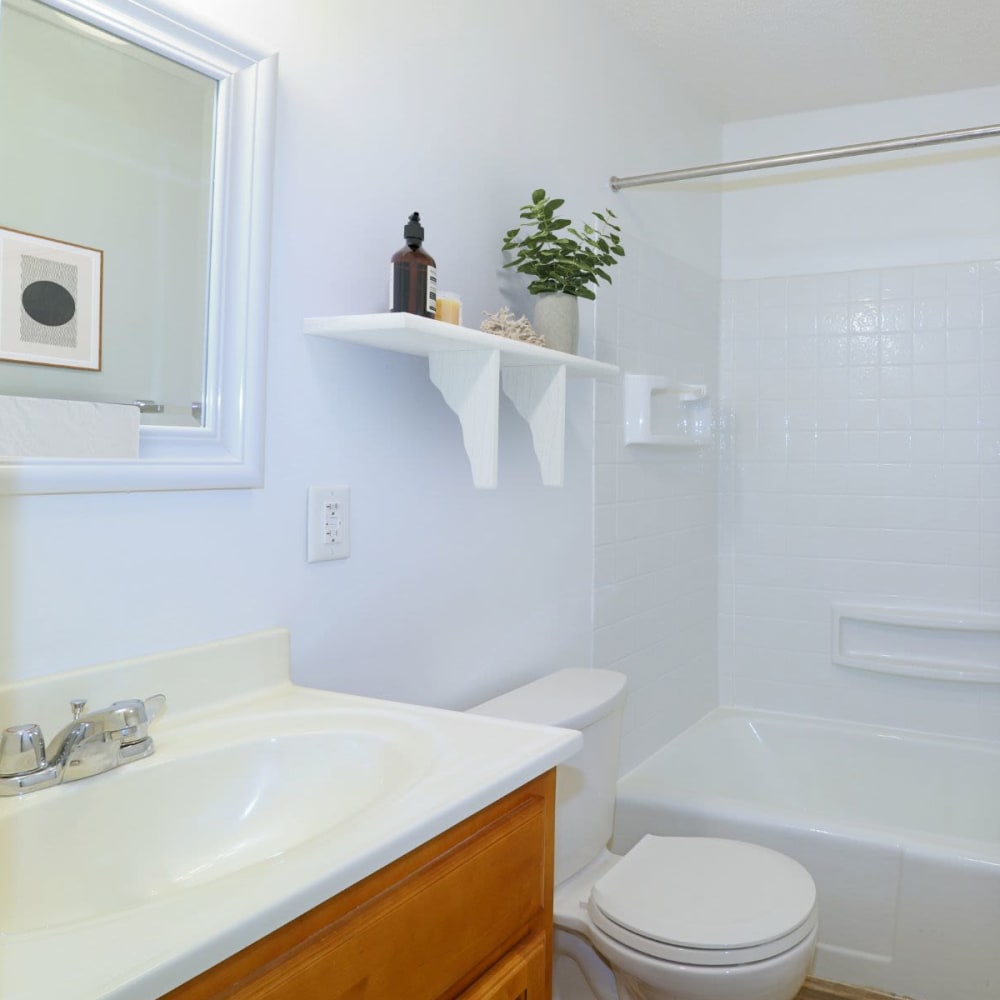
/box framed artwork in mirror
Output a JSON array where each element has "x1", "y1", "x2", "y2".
[{"x1": 0, "y1": 225, "x2": 103, "y2": 371}]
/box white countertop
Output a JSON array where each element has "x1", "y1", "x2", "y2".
[{"x1": 0, "y1": 631, "x2": 580, "y2": 1000}]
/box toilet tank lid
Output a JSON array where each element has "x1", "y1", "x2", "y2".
[{"x1": 469, "y1": 668, "x2": 627, "y2": 729}]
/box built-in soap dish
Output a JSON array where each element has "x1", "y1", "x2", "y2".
[
  {"x1": 623, "y1": 373, "x2": 712, "y2": 447},
  {"x1": 831, "y1": 604, "x2": 1000, "y2": 683}
]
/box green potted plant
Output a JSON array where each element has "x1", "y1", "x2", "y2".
[{"x1": 501, "y1": 188, "x2": 625, "y2": 353}]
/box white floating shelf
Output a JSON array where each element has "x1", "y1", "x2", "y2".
[{"x1": 305, "y1": 312, "x2": 619, "y2": 488}]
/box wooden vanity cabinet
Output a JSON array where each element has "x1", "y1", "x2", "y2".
[{"x1": 164, "y1": 770, "x2": 555, "y2": 1000}]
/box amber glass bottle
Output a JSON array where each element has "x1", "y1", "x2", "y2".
[{"x1": 389, "y1": 212, "x2": 437, "y2": 318}]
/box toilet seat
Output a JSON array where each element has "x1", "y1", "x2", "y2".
[{"x1": 588, "y1": 836, "x2": 818, "y2": 967}]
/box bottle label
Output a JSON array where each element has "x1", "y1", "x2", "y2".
[
  {"x1": 389, "y1": 262, "x2": 397, "y2": 311},
  {"x1": 426, "y1": 266, "x2": 437, "y2": 317}
]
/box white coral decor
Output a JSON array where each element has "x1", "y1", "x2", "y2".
[{"x1": 480, "y1": 306, "x2": 546, "y2": 347}]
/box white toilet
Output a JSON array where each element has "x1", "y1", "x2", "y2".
[{"x1": 471, "y1": 669, "x2": 818, "y2": 1000}]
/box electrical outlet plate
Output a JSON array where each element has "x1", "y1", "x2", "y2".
[{"x1": 307, "y1": 486, "x2": 350, "y2": 562}]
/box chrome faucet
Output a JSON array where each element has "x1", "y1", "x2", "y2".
[{"x1": 0, "y1": 694, "x2": 166, "y2": 795}]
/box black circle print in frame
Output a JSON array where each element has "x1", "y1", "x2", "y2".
[{"x1": 21, "y1": 278, "x2": 76, "y2": 327}]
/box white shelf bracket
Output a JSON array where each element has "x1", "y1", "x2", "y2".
[
  {"x1": 501, "y1": 364, "x2": 567, "y2": 487},
  {"x1": 428, "y1": 349, "x2": 501, "y2": 489}
]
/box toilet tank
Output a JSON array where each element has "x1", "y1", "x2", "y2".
[{"x1": 469, "y1": 668, "x2": 627, "y2": 885}]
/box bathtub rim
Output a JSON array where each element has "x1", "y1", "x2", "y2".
[{"x1": 615, "y1": 704, "x2": 1000, "y2": 866}]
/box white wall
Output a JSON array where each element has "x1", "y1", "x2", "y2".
[
  {"x1": 0, "y1": 0, "x2": 721, "y2": 744},
  {"x1": 719, "y1": 87, "x2": 1000, "y2": 740}
]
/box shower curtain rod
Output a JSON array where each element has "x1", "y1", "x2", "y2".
[{"x1": 609, "y1": 123, "x2": 1000, "y2": 190}]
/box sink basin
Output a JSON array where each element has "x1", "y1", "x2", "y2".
[{"x1": 0, "y1": 706, "x2": 436, "y2": 935}]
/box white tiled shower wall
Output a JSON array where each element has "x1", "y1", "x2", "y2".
[
  {"x1": 590, "y1": 236, "x2": 720, "y2": 773},
  {"x1": 719, "y1": 259, "x2": 1000, "y2": 740}
]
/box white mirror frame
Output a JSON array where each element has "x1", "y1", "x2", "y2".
[{"x1": 0, "y1": 0, "x2": 276, "y2": 494}]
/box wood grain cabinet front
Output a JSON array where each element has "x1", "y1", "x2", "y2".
[
  {"x1": 163, "y1": 770, "x2": 556, "y2": 1000},
  {"x1": 456, "y1": 931, "x2": 548, "y2": 1000}
]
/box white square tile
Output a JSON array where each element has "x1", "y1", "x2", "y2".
[
  {"x1": 912, "y1": 265, "x2": 949, "y2": 298},
  {"x1": 982, "y1": 294, "x2": 1000, "y2": 328},
  {"x1": 847, "y1": 366, "x2": 879, "y2": 399},
  {"x1": 946, "y1": 262, "x2": 980, "y2": 296},
  {"x1": 879, "y1": 365, "x2": 913, "y2": 398},
  {"x1": 849, "y1": 334, "x2": 879, "y2": 366},
  {"x1": 912, "y1": 298, "x2": 947, "y2": 331},
  {"x1": 821, "y1": 272, "x2": 850, "y2": 302},
  {"x1": 850, "y1": 303, "x2": 880, "y2": 334},
  {"x1": 880, "y1": 267, "x2": 914, "y2": 299},
  {"x1": 980, "y1": 260, "x2": 1000, "y2": 292},
  {"x1": 910, "y1": 395, "x2": 947, "y2": 429},
  {"x1": 912, "y1": 329, "x2": 947, "y2": 363},
  {"x1": 787, "y1": 274, "x2": 821, "y2": 305},
  {"x1": 787, "y1": 304, "x2": 819, "y2": 333},
  {"x1": 849, "y1": 270, "x2": 881, "y2": 302},
  {"x1": 879, "y1": 300, "x2": 912, "y2": 332},
  {"x1": 819, "y1": 336, "x2": 849, "y2": 366},
  {"x1": 820, "y1": 305, "x2": 849, "y2": 335},
  {"x1": 879, "y1": 332, "x2": 913, "y2": 365},
  {"x1": 946, "y1": 296, "x2": 981, "y2": 330}
]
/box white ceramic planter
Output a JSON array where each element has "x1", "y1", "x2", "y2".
[{"x1": 533, "y1": 292, "x2": 579, "y2": 354}]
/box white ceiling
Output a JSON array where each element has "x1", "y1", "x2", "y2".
[{"x1": 593, "y1": 0, "x2": 1000, "y2": 122}]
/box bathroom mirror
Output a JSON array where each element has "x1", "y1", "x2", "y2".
[{"x1": 0, "y1": 0, "x2": 276, "y2": 493}]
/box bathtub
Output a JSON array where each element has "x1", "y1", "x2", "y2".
[{"x1": 612, "y1": 708, "x2": 1000, "y2": 1000}]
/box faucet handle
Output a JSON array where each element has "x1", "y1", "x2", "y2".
[
  {"x1": 98, "y1": 695, "x2": 166, "y2": 746},
  {"x1": 70, "y1": 699, "x2": 87, "y2": 720},
  {"x1": 144, "y1": 694, "x2": 167, "y2": 724},
  {"x1": 0, "y1": 724, "x2": 46, "y2": 777}
]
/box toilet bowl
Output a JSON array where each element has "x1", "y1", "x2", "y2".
[
  {"x1": 470, "y1": 669, "x2": 818, "y2": 1000},
  {"x1": 556, "y1": 840, "x2": 817, "y2": 1000}
]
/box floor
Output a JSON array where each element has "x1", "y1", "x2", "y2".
[{"x1": 797, "y1": 979, "x2": 914, "y2": 1000}]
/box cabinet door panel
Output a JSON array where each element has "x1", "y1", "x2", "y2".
[
  {"x1": 458, "y1": 931, "x2": 547, "y2": 1000},
  {"x1": 230, "y1": 796, "x2": 547, "y2": 1000}
]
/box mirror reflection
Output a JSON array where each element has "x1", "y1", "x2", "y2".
[{"x1": 0, "y1": 0, "x2": 216, "y2": 427}]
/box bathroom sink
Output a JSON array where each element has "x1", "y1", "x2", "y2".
[
  {"x1": 0, "y1": 705, "x2": 436, "y2": 935},
  {"x1": 0, "y1": 629, "x2": 581, "y2": 1000}
]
